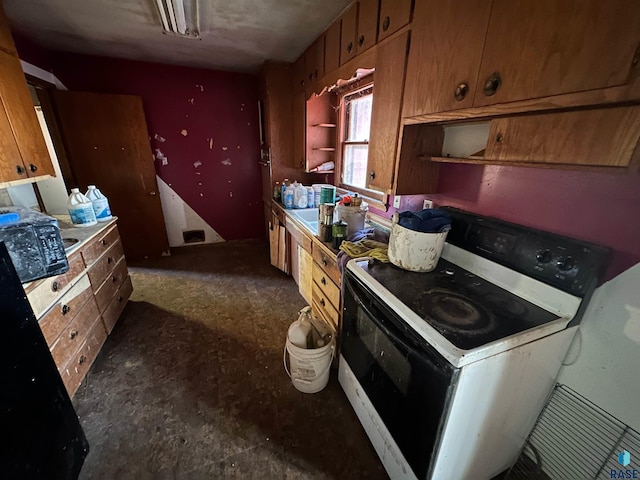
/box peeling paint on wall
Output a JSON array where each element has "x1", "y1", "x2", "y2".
[
  {"x1": 188, "y1": 98, "x2": 194, "y2": 104},
  {"x1": 193, "y1": 160, "x2": 202, "y2": 168},
  {"x1": 209, "y1": 138, "x2": 214, "y2": 149},
  {"x1": 180, "y1": 129, "x2": 188, "y2": 136},
  {"x1": 154, "y1": 133, "x2": 166, "y2": 142},
  {"x1": 155, "y1": 149, "x2": 169, "y2": 165},
  {"x1": 222, "y1": 146, "x2": 228, "y2": 151},
  {"x1": 221, "y1": 158, "x2": 232, "y2": 166}
]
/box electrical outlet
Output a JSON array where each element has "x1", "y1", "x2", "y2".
[
  {"x1": 393, "y1": 195, "x2": 401, "y2": 208},
  {"x1": 423, "y1": 199, "x2": 434, "y2": 209}
]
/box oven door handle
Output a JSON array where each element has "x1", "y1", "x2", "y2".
[{"x1": 346, "y1": 279, "x2": 431, "y2": 358}]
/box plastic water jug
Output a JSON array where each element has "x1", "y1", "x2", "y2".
[
  {"x1": 67, "y1": 188, "x2": 97, "y2": 227},
  {"x1": 284, "y1": 184, "x2": 294, "y2": 209},
  {"x1": 294, "y1": 182, "x2": 308, "y2": 209},
  {"x1": 85, "y1": 185, "x2": 112, "y2": 222}
]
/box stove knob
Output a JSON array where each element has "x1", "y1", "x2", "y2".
[
  {"x1": 444, "y1": 268, "x2": 455, "y2": 276},
  {"x1": 536, "y1": 250, "x2": 552, "y2": 264},
  {"x1": 556, "y1": 256, "x2": 575, "y2": 271}
]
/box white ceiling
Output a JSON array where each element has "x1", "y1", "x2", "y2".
[{"x1": 4, "y1": 0, "x2": 351, "y2": 72}]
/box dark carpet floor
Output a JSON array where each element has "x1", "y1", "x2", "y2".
[{"x1": 73, "y1": 240, "x2": 388, "y2": 480}]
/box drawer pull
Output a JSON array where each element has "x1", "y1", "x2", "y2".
[
  {"x1": 107, "y1": 256, "x2": 113, "y2": 264},
  {"x1": 61, "y1": 304, "x2": 71, "y2": 315},
  {"x1": 382, "y1": 16, "x2": 390, "y2": 32},
  {"x1": 322, "y1": 259, "x2": 328, "y2": 267},
  {"x1": 69, "y1": 330, "x2": 79, "y2": 340},
  {"x1": 51, "y1": 281, "x2": 60, "y2": 292},
  {"x1": 321, "y1": 277, "x2": 327, "y2": 286},
  {"x1": 101, "y1": 239, "x2": 108, "y2": 246},
  {"x1": 320, "y1": 298, "x2": 325, "y2": 307},
  {"x1": 29, "y1": 163, "x2": 38, "y2": 173},
  {"x1": 78, "y1": 355, "x2": 87, "y2": 365},
  {"x1": 16, "y1": 165, "x2": 26, "y2": 175},
  {"x1": 118, "y1": 295, "x2": 124, "y2": 302},
  {"x1": 112, "y1": 275, "x2": 118, "y2": 283}
]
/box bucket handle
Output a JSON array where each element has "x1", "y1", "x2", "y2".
[{"x1": 283, "y1": 340, "x2": 335, "y2": 385}]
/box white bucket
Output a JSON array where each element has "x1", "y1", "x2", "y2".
[
  {"x1": 388, "y1": 213, "x2": 448, "y2": 272},
  {"x1": 284, "y1": 337, "x2": 334, "y2": 393},
  {"x1": 335, "y1": 203, "x2": 368, "y2": 237}
]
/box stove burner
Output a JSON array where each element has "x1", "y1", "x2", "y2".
[
  {"x1": 483, "y1": 293, "x2": 529, "y2": 318},
  {"x1": 415, "y1": 289, "x2": 496, "y2": 335}
]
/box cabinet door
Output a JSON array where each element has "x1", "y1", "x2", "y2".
[
  {"x1": 0, "y1": 102, "x2": 25, "y2": 182},
  {"x1": 356, "y1": 0, "x2": 379, "y2": 54},
  {"x1": 340, "y1": 4, "x2": 357, "y2": 65},
  {"x1": 378, "y1": 0, "x2": 412, "y2": 42},
  {"x1": 325, "y1": 19, "x2": 341, "y2": 74},
  {"x1": 484, "y1": 106, "x2": 640, "y2": 167},
  {"x1": 292, "y1": 90, "x2": 306, "y2": 170},
  {"x1": 292, "y1": 55, "x2": 306, "y2": 93},
  {"x1": 367, "y1": 32, "x2": 409, "y2": 192},
  {"x1": 306, "y1": 36, "x2": 325, "y2": 86},
  {"x1": 0, "y1": 2, "x2": 16, "y2": 55},
  {"x1": 474, "y1": 0, "x2": 640, "y2": 107},
  {"x1": 402, "y1": 0, "x2": 492, "y2": 118},
  {"x1": 0, "y1": 52, "x2": 54, "y2": 178}
]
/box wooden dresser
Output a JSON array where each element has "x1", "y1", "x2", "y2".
[{"x1": 25, "y1": 220, "x2": 132, "y2": 398}]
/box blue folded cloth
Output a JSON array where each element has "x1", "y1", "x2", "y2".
[{"x1": 397, "y1": 208, "x2": 451, "y2": 233}]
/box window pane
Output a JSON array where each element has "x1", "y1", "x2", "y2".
[
  {"x1": 343, "y1": 145, "x2": 369, "y2": 188},
  {"x1": 347, "y1": 94, "x2": 373, "y2": 142}
]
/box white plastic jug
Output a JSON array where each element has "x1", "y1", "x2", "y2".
[
  {"x1": 85, "y1": 185, "x2": 112, "y2": 222},
  {"x1": 67, "y1": 188, "x2": 97, "y2": 227},
  {"x1": 293, "y1": 182, "x2": 308, "y2": 209}
]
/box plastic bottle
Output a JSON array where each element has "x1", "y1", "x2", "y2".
[
  {"x1": 284, "y1": 183, "x2": 294, "y2": 209},
  {"x1": 294, "y1": 182, "x2": 308, "y2": 209},
  {"x1": 67, "y1": 188, "x2": 97, "y2": 227},
  {"x1": 288, "y1": 308, "x2": 313, "y2": 348},
  {"x1": 306, "y1": 186, "x2": 314, "y2": 208},
  {"x1": 273, "y1": 181, "x2": 281, "y2": 201},
  {"x1": 85, "y1": 185, "x2": 112, "y2": 222},
  {"x1": 281, "y1": 179, "x2": 289, "y2": 205}
]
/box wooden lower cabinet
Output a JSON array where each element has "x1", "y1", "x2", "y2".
[
  {"x1": 28, "y1": 221, "x2": 132, "y2": 398},
  {"x1": 311, "y1": 240, "x2": 341, "y2": 333}
]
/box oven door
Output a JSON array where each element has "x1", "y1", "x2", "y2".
[{"x1": 341, "y1": 270, "x2": 459, "y2": 480}]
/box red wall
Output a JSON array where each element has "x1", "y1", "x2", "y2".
[
  {"x1": 376, "y1": 164, "x2": 640, "y2": 281},
  {"x1": 49, "y1": 53, "x2": 263, "y2": 241}
]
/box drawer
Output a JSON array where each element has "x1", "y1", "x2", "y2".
[
  {"x1": 94, "y1": 258, "x2": 128, "y2": 312},
  {"x1": 50, "y1": 296, "x2": 100, "y2": 368},
  {"x1": 27, "y1": 251, "x2": 85, "y2": 318},
  {"x1": 39, "y1": 274, "x2": 92, "y2": 346},
  {"x1": 272, "y1": 204, "x2": 286, "y2": 226},
  {"x1": 312, "y1": 281, "x2": 340, "y2": 331},
  {"x1": 102, "y1": 275, "x2": 133, "y2": 334},
  {"x1": 312, "y1": 243, "x2": 341, "y2": 286},
  {"x1": 59, "y1": 315, "x2": 107, "y2": 398},
  {"x1": 81, "y1": 224, "x2": 119, "y2": 267},
  {"x1": 87, "y1": 240, "x2": 124, "y2": 290},
  {"x1": 312, "y1": 262, "x2": 340, "y2": 310},
  {"x1": 285, "y1": 216, "x2": 313, "y2": 253}
]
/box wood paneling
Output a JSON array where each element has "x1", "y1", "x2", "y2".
[
  {"x1": 484, "y1": 106, "x2": 640, "y2": 167},
  {"x1": 474, "y1": 0, "x2": 640, "y2": 107},
  {"x1": 402, "y1": 0, "x2": 492, "y2": 118},
  {"x1": 367, "y1": 31, "x2": 409, "y2": 192},
  {"x1": 378, "y1": 0, "x2": 412, "y2": 42},
  {"x1": 356, "y1": 0, "x2": 380, "y2": 54},
  {"x1": 325, "y1": 20, "x2": 342, "y2": 74},
  {"x1": 340, "y1": 4, "x2": 358, "y2": 65},
  {"x1": 52, "y1": 91, "x2": 170, "y2": 259},
  {"x1": 394, "y1": 123, "x2": 441, "y2": 194}
]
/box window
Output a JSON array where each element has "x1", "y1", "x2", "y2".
[{"x1": 341, "y1": 85, "x2": 373, "y2": 189}]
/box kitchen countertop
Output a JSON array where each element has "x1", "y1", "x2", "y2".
[
  {"x1": 54, "y1": 215, "x2": 118, "y2": 256},
  {"x1": 272, "y1": 201, "x2": 339, "y2": 257}
]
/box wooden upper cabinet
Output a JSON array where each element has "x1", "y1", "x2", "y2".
[
  {"x1": 0, "y1": 2, "x2": 16, "y2": 55},
  {"x1": 367, "y1": 31, "x2": 409, "y2": 192},
  {"x1": 305, "y1": 36, "x2": 325, "y2": 88},
  {"x1": 378, "y1": 0, "x2": 412, "y2": 42},
  {"x1": 292, "y1": 90, "x2": 306, "y2": 170},
  {"x1": 325, "y1": 19, "x2": 341, "y2": 74},
  {"x1": 402, "y1": 0, "x2": 492, "y2": 118},
  {"x1": 292, "y1": 55, "x2": 306, "y2": 93},
  {"x1": 340, "y1": 4, "x2": 357, "y2": 65},
  {"x1": 0, "y1": 101, "x2": 24, "y2": 182},
  {"x1": 356, "y1": 0, "x2": 379, "y2": 55},
  {"x1": 473, "y1": 0, "x2": 640, "y2": 107}
]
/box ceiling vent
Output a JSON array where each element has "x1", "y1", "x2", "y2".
[{"x1": 155, "y1": 0, "x2": 200, "y2": 39}]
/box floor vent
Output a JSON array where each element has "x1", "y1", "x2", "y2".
[
  {"x1": 506, "y1": 384, "x2": 639, "y2": 480},
  {"x1": 183, "y1": 230, "x2": 205, "y2": 244}
]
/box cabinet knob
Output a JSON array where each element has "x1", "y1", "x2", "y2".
[
  {"x1": 62, "y1": 304, "x2": 71, "y2": 315},
  {"x1": 102, "y1": 239, "x2": 108, "y2": 246},
  {"x1": 112, "y1": 275, "x2": 118, "y2": 283},
  {"x1": 70, "y1": 330, "x2": 78, "y2": 340},
  {"x1": 16, "y1": 165, "x2": 25, "y2": 175},
  {"x1": 322, "y1": 259, "x2": 328, "y2": 267},
  {"x1": 320, "y1": 298, "x2": 326, "y2": 307},
  {"x1": 107, "y1": 256, "x2": 113, "y2": 264},
  {"x1": 118, "y1": 295, "x2": 124, "y2": 302},
  {"x1": 454, "y1": 82, "x2": 469, "y2": 101},
  {"x1": 346, "y1": 42, "x2": 353, "y2": 54},
  {"x1": 29, "y1": 163, "x2": 38, "y2": 173},
  {"x1": 496, "y1": 133, "x2": 504, "y2": 143},
  {"x1": 369, "y1": 171, "x2": 376, "y2": 180},
  {"x1": 51, "y1": 281, "x2": 60, "y2": 292},
  {"x1": 482, "y1": 72, "x2": 502, "y2": 96},
  {"x1": 78, "y1": 355, "x2": 87, "y2": 365},
  {"x1": 382, "y1": 16, "x2": 390, "y2": 32},
  {"x1": 358, "y1": 35, "x2": 365, "y2": 47},
  {"x1": 321, "y1": 277, "x2": 326, "y2": 285}
]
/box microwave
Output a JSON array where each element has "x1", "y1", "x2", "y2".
[{"x1": 0, "y1": 207, "x2": 69, "y2": 283}]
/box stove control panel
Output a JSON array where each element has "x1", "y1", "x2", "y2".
[{"x1": 443, "y1": 207, "x2": 610, "y2": 297}]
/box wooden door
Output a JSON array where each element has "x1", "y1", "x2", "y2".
[
  {"x1": 292, "y1": 90, "x2": 306, "y2": 170},
  {"x1": 356, "y1": 0, "x2": 379, "y2": 54},
  {"x1": 474, "y1": 0, "x2": 640, "y2": 107},
  {"x1": 52, "y1": 91, "x2": 170, "y2": 260},
  {"x1": 378, "y1": 0, "x2": 412, "y2": 42},
  {"x1": 0, "y1": 52, "x2": 54, "y2": 178},
  {"x1": 367, "y1": 32, "x2": 409, "y2": 192},
  {"x1": 340, "y1": 4, "x2": 357, "y2": 65},
  {"x1": 484, "y1": 106, "x2": 640, "y2": 167},
  {"x1": 402, "y1": 0, "x2": 492, "y2": 118},
  {"x1": 325, "y1": 20, "x2": 341, "y2": 74}
]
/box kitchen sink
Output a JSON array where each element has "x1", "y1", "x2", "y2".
[
  {"x1": 63, "y1": 237, "x2": 79, "y2": 251},
  {"x1": 291, "y1": 208, "x2": 318, "y2": 223}
]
